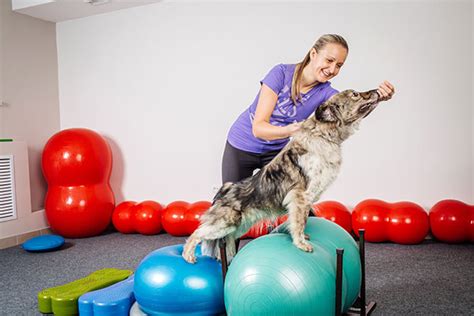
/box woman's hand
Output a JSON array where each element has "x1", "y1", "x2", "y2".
[
  {"x1": 377, "y1": 81, "x2": 395, "y2": 101},
  {"x1": 253, "y1": 84, "x2": 305, "y2": 141},
  {"x1": 285, "y1": 121, "x2": 303, "y2": 137}
]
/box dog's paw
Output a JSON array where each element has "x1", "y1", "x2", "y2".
[
  {"x1": 182, "y1": 253, "x2": 197, "y2": 264},
  {"x1": 296, "y1": 241, "x2": 313, "y2": 253},
  {"x1": 304, "y1": 233, "x2": 310, "y2": 240}
]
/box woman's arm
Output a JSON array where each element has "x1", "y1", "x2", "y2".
[{"x1": 252, "y1": 84, "x2": 301, "y2": 141}]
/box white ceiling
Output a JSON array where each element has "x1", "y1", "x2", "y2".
[{"x1": 12, "y1": 0, "x2": 163, "y2": 23}]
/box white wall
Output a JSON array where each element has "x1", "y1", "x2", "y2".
[
  {"x1": 57, "y1": 0, "x2": 473, "y2": 208},
  {"x1": 1, "y1": 0, "x2": 59, "y2": 211}
]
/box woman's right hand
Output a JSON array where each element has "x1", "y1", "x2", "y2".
[
  {"x1": 285, "y1": 122, "x2": 303, "y2": 137},
  {"x1": 253, "y1": 84, "x2": 303, "y2": 140}
]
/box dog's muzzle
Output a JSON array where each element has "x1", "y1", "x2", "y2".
[{"x1": 359, "y1": 90, "x2": 380, "y2": 116}]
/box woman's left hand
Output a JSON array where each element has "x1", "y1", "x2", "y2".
[{"x1": 377, "y1": 81, "x2": 395, "y2": 101}]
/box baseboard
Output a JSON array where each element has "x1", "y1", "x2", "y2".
[{"x1": 0, "y1": 227, "x2": 53, "y2": 250}]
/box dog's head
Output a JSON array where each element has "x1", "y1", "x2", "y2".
[{"x1": 315, "y1": 89, "x2": 380, "y2": 126}]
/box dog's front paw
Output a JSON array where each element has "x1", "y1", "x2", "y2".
[
  {"x1": 182, "y1": 253, "x2": 197, "y2": 264},
  {"x1": 295, "y1": 241, "x2": 313, "y2": 253}
]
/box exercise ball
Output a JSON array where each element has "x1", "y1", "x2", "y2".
[
  {"x1": 224, "y1": 217, "x2": 361, "y2": 315},
  {"x1": 304, "y1": 217, "x2": 362, "y2": 310},
  {"x1": 42, "y1": 128, "x2": 114, "y2": 238},
  {"x1": 312, "y1": 200, "x2": 353, "y2": 234},
  {"x1": 112, "y1": 201, "x2": 137, "y2": 234},
  {"x1": 134, "y1": 244, "x2": 225, "y2": 316},
  {"x1": 430, "y1": 199, "x2": 474, "y2": 243}
]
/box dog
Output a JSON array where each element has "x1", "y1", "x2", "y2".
[{"x1": 182, "y1": 89, "x2": 381, "y2": 263}]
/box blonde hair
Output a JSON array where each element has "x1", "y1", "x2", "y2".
[{"x1": 291, "y1": 34, "x2": 349, "y2": 104}]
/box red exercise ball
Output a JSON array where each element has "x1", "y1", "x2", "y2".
[
  {"x1": 386, "y1": 202, "x2": 429, "y2": 245},
  {"x1": 242, "y1": 219, "x2": 276, "y2": 239},
  {"x1": 112, "y1": 201, "x2": 137, "y2": 234},
  {"x1": 312, "y1": 201, "x2": 352, "y2": 234},
  {"x1": 162, "y1": 201, "x2": 190, "y2": 236},
  {"x1": 42, "y1": 128, "x2": 115, "y2": 238},
  {"x1": 133, "y1": 200, "x2": 164, "y2": 235},
  {"x1": 430, "y1": 200, "x2": 474, "y2": 243},
  {"x1": 242, "y1": 215, "x2": 288, "y2": 239},
  {"x1": 352, "y1": 199, "x2": 429, "y2": 244},
  {"x1": 278, "y1": 214, "x2": 288, "y2": 225},
  {"x1": 185, "y1": 201, "x2": 212, "y2": 234},
  {"x1": 162, "y1": 201, "x2": 212, "y2": 236},
  {"x1": 352, "y1": 199, "x2": 389, "y2": 242}
]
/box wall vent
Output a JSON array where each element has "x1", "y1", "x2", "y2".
[{"x1": 0, "y1": 155, "x2": 17, "y2": 223}]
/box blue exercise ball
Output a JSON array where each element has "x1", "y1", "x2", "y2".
[{"x1": 134, "y1": 244, "x2": 225, "y2": 316}]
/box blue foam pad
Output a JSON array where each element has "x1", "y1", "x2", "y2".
[
  {"x1": 78, "y1": 274, "x2": 135, "y2": 316},
  {"x1": 22, "y1": 235, "x2": 65, "y2": 252}
]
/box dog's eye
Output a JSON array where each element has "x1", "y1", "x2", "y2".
[{"x1": 351, "y1": 92, "x2": 360, "y2": 100}]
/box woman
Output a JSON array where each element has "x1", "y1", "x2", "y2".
[{"x1": 222, "y1": 34, "x2": 395, "y2": 184}]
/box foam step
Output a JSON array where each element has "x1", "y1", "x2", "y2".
[
  {"x1": 38, "y1": 268, "x2": 133, "y2": 315},
  {"x1": 78, "y1": 274, "x2": 135, "y2": 316}
]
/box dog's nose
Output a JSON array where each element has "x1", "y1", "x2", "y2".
[{"x1": 369, "y1": 89, "x2": 380, "y2": 100}]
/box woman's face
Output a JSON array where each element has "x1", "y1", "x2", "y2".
[{"x1": 308, "y1": 43, "x2": 348, "y2": 83}]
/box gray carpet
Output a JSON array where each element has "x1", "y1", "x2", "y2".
[{"x1": 0, "y1": 231, "x2": 473, "y2": 315}]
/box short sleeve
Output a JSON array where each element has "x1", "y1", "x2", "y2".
[
  {"x1": 324, "y1": 86, "x2": 339, "y2": 102},
  {"x1": 260, "y1": 64, "x2": 286, "y2": 95}
]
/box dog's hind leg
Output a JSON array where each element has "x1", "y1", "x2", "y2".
[
  {"x1": 284, "y1": 189, "x2": 313, "y2": 252},
  {"x1": 182, "y1": 207, "x2": 239, "y2": 263},
  {"x1": 201, "y1": 239, "x2": 218, "y2": 258},
  {"x1": 183, "y1": 226, "x2": 237, "y2": 263},
  {"x1": 218, "y1": 235, "x2": 237, "y2": 263}
]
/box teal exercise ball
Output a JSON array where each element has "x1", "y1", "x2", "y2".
[
  {"x1": 224, "y1": 217, "x2": 361, "y2": 315},
  {"x1": 304, "y1": 217, "x2": 362, "y2": 310}
]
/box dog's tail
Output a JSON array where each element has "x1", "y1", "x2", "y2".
[
  {"x1": 201, "y1": 236, "x2": 237, "y2": 263},
  {"x1": 212, "y1": 182, "x2": 233, "y2": 205}
]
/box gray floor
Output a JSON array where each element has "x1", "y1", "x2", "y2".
[{"x1": 0, "y1": 231, "x2": 473, "y2": 315}]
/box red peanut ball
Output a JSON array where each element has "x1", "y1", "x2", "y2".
[
  {"x1": 112, "y1": 201, "x2": 137, "y2": 234},
  {"x1": 162, "y1": 201, "x2": 190, "y2": 236},
  {"x1": 162, "y1": 201, "x2": 212, "y2": 236},
  {"x1": 313, "y1": 201, "x2": 352, "y2": 234},
  {"x1": 430, "y1": 200, "x2": 474, "y2": 243},
  {"x1": 352, "y1": 199, "x2": 429, "y2": 244},
  {"x1": 133, "y1": 201, "x2": 164, "y2": 235},
  {"x1": 42, "y1": 128, "x2": 114, "y2": 238}
]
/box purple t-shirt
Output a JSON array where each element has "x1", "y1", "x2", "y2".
[{"x1": 227, "y1": 64, "x2": 338, "y2": 153}]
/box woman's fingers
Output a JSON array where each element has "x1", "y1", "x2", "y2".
[{"x1": 378, "y1": 81, "x2": 395, "y2": 101}]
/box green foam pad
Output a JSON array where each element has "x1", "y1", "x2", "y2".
[{"x1": 38, "y1": 268, "x2": 133, "y2": 315}]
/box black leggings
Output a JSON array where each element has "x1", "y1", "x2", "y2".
[{"x1": 221, "y1": 141, "x2": 280, "y2": 184}]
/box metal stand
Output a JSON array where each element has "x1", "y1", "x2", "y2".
[
  {"x1": 218, "y1": 237, "x2": 242, "y2": 282},
  {"x1": 235, "y1": 238, "x2": 240, "y2": 253},
  {"x1": 343, "y1": 229, "x2": 377, "y2": 316},
  {"x1": 335, "y1": 249, "x2": 344, "y2": 316},
  {"x1": 218, "y1": 239, "x2": 228, "y2": 282}
]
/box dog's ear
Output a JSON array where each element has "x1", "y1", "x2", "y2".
[{"x1": 315, "y1": 103, "x2": 340, "y2": 123}]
